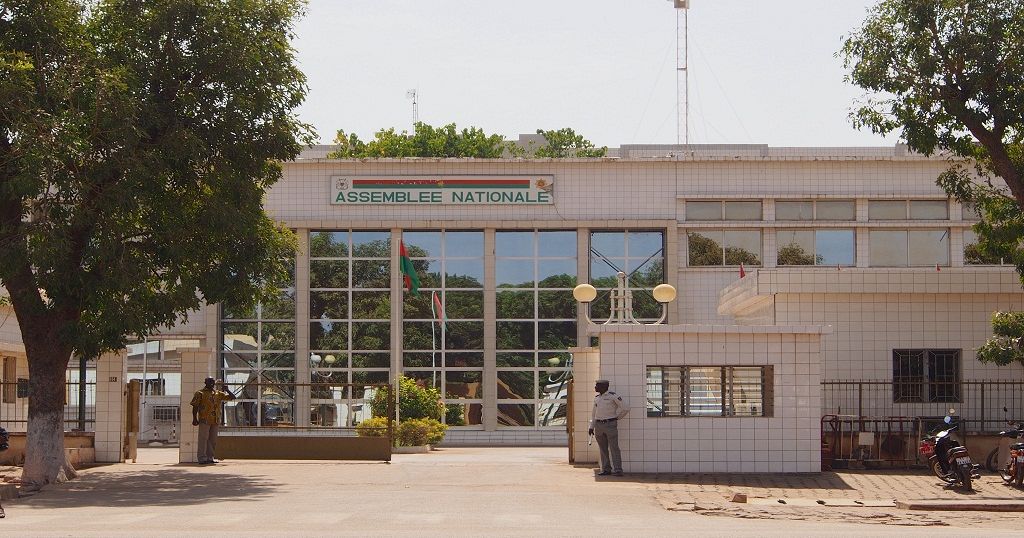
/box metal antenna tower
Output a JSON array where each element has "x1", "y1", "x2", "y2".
[
  {"x1": 670, "y1": 1, "x2": 689, "y2": 146},
  {"x1": 405, "y1": 89, "x2": 419, "y2": 125}
]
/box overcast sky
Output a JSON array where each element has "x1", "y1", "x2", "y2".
[{"x1": 292, "y1": 0, "x2": 901, "y2": 148}]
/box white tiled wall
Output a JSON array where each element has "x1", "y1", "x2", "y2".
[
  {"x1": 573, "y1": 326, "x2": 823, "y2": 473},
  {"x1": 178, "y1": 349, "x2": 213, "y2": 463},
  {"x1": 94, "y1": 351, "x2": 126, "y2": 462}
]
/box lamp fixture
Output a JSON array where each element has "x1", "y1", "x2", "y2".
[{"x1": 574, "y1": 271, "x2": 676, "y2": 325}]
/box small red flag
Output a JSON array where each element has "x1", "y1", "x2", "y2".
[{"x1": 739, "y1": 263, "x2": 746, "y2": 278}]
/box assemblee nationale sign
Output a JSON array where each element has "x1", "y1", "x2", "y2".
[{"x1": 330, "y1": 176, "x2": 554, "y2": 205}]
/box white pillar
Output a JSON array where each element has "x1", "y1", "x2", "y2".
[
  {"x1": 94, "y1": 350, "x2": 126, "y2": 463},
  {"x1": 178, "y1": 348, "x2": 212, "y2": 463}
]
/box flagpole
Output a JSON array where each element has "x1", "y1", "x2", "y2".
[{"x1": 430, "y1": 291, "x2": 438, "y2": 388}]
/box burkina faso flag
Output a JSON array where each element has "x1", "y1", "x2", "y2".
[{"x1": 399, "y1": 240, "x2": 420, "y2": 296}]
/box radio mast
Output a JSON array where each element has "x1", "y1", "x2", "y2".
[
  {"x1": 405, "y1": 89, "x2": 419, "y2": 126},
  {"x1": 670, "y1": 1, "x2": 690, "y2": 146}
]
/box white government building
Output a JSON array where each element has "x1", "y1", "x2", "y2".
[{"x1": 2, "y1": 142, "x2": 1023, "y2": 472}]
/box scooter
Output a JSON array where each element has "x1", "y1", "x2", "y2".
[
  {"x1": 996, "y1": 421, "x2": 1024, "y2": 486},
  {"x1": 922, "y1": 415, "x2": 981, "y2": 491}
]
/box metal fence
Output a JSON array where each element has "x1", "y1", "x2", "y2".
[
  {"x1": 822, "y1": 380, "x2": 1024, "y2": 434},
  {"x1": 0, "y1": 380, "x2": 97, "y2": 432}
]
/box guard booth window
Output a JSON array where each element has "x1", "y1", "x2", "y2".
[{"x1": 892, "y1": 349, "x2": 961, "y2": 403}]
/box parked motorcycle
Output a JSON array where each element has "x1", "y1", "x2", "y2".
[
  {"x1": 996, "y1": 422, "x2": 1024, "y2": 486},
  {"x1": 919, "y1": 416, "x2": 980, "y2": 491}
]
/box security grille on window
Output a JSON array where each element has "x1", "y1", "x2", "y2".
[
  {"x1": 646, "y1": 366, "x2": 773, "y2": 417},
  {"x1": 892, "y1": 349, "x2": 961, "y2": 403},
  {"x1": 152, "y1": 406, "x2": 180, "y2": 422}
]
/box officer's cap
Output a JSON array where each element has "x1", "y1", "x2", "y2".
[{"x1": 595, "y1": 379, "x2": 610, "y2": 384}]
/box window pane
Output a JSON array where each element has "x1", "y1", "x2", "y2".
[
  {"x1": 539, "y1": 352, "x2": 570, "y2": 368},
  {"x1": 962, "y1": 203, "x2": 982, "y2": 221},
  {"x1": 538, "y1": 401, "x2": 568, "y2": 427},
  {"x1": 893, "y1": 349, "x2": 924, "y2": 403},
  {"x1": 728, "y1": 367, "x2": 764, "y2": 417},
  {"x1": 815, "y1": 200, "x2": 855, "y2": 220},
  {"x1": 351, "y1": 232, "x2": 390, "y2": 257},
  {"x1": 964, "y1": 229, "x2": 1005, "y2": 265},
  {"x1": 351, "y1": 322, "x2": 389, "y2": 350},
  {"x1": 498, "y1": 371, "x2": 534, "y2": 399},
  {"x1": 590, "y1": 258, "x2": 622, "y2": 287},
  {"x1": 909, "y1": 200, "x2": 948, "y2": 220},
  {"x1": 687, "y1": 367, "x2": 723, "y2": 415},
  {"x1": 497, "y1": 321, "x2": 534, "y2": 350},
  {"x1": 537, "y1": 259, "x2": 577, "y2": 287},
  {"x1": 223, "y1": 322, "x2": 259, "y2": 351},
  {"x1": 908, "y1": 230, "x2": 949, "y2": 266},
  {"x1": 310, "y1": 231, "x2": 348, "y2": 257},
  {"x1": 537, "y1": 291, "x2": 575, "y2": 319},
  {"x1": 687, "y1": 201, "x2": 722, "y2": 221},
  {"x1": 445, "y1": 353, "x2": 484, "y2": 368},
  {"x1": 262, "y1": 352, "x2": 295, "y2": 369},
  {"x1": 497, "y1": 291, "x2": 534, "y2": 319},
  {"x1": 310, "y1": 260, "x2": 348, "y2": 288},
  {"x1": 445, "y1": 231, "x2": 484, "y2": 257},
  {"x1": 627, "y1": 231, "x2": 664, "y2": 258},
  {"x1": 445, "y1": 259, "x2": 484, "y2": 288},
  {"x1": 688, "y1": 231, "x2": 723, "y2": 266},
  {"x1": 496, "y1": 232, "x2": 534, "y2": 257},
  {"x1": 222, "y1": 352, "x2": 257, "y2": 370},
  {"x1": 775, "y1": 201, "x2": 813, "y2": 221},
  {"x1": 496, "y1": 353, "x2": 534, "y2": 367},
  {"x1": 538, "y1": 231, "x2": 576, "y2": 257},
  {"x1": 630, "y1": 257, "x2": 664, "y2": 287},
  {"x1": 538, "y1": 370, "x2": 571, "y2": 399},
  {"x1": 497, "y1": 404, "x2": 535, "y2": 426},
  {"x1": 402, "y1": 231, "x2": 441, "y2": 257},
  {"x1": 869, "y1": 230, "x2": 908, "y2": 267},
  {"x1": 261, "y1": 291, "x2": 295, "y2": 319},
  {"x1": 816, "y1": 230, "x2": 855, "y2": 266},
  {"x1": 591, "y1": 232, "x2": 626, "y2": 257},
  {"x1": 538, "y1": 321, "x2": 576, "y2": 349},
  {"x1": 445, "y1": 403, "x2": 483, "y2": 426},
  {"x1": 262, "y1": 323, "x2": 294, "y2": 350},
  {"x1": 724, "y1": 230, "x2": 761, "y2": 265},
  {"x1": 411, "y1": 259, "x2": 442, "y2": 288},
  {"x1": 352, "y1": 353, "x2": 389, "y2": 368},
  {"x1": 403, "y1": 352, "x2": 435, "y2": 368},
  {"x1": 497, "y1": 260, "x2": 535, "y2": 288},
  {"x1": 869, "y1": 200, "x2": 906, "y2": 220},
  {"x1": 724, "y1": 201, "x2": 762, "y2": 220},
  {"x1": 310, "y1": 322, "x2": 347, "y2": 351},
  {"x1": 776, "y1": 230, "x2": 815, "y2": 265},
  {"x1": 928, "y1": 350, "x2": 961, "y2": 403},
  {"x1": 445, "y1": 321, "x2": 484, "y2": 350},
  {"x1": 445, "y1": 371, "x2": 483, "y2": 399},
  {"x1": 310, "y1": 291, "x2": 348, "y2": 319},
  {"x1": 351, "y1": 291, "x2": 390, "y2": 319},
  {"x1": 403, "y1": 322, "x2": 434, "y2": 350},
  {"x1": 445, "y1": 291, "x2": 484, "y2": 319},
  {"x1": 351, "y1": 260, "x2": 389, "y2": 288}
]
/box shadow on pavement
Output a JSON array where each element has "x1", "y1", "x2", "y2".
[
  {"x1": 13, "y1": 469, "x2": 278, "y2": 508},
  {"x1": 580, "y1": 470, "x2": 859, "y2": 490}
]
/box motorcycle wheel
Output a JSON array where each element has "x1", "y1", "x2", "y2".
[
  {"x1": 1016, "y1": 464, "x2": 1024, "y2": 486},
  {"x1": 986, "y1": 448, "x2": 1001, "y2": 472},
  {"x1": 960, "y1": 465, "x2": 973, "y2": 491},
  {"x1": 930, "y1": 459, "x2": 947, "y2": 480}
]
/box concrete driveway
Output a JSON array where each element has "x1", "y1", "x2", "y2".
[{"x1": 0, "y1": 447, "x2": 1019, "y2": 536}]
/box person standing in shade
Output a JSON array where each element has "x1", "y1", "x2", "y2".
[
  {"x1": 190, "y1": 377, "x2": 235, "y2": 464},
  {"x1": 588, "y1": 379, "x2": 628, "y2": 476}
]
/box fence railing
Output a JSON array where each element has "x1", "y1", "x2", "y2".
[
  {"x1": 0, "y1": 380, "x2": 97, "y2": 433},
  {"x1": 822, "y1": 380, "x2": 1024, "y2": 434},
  {"x1": 218, "y1": 382, "x2": 394, "y2": 437}
]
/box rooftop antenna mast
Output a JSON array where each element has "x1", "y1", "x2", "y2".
[
  {"x1": 670, "y1": 0, "x2": 690, "y2": 146},
  {"x1": 405, "y1": 89, "x2": 419, "y2": 126}
]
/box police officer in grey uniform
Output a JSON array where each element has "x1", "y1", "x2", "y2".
[{"x1": 588, "y1": 379, "x2": 628, "y2": 476}]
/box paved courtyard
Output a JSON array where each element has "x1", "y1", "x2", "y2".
[{"x1": 0, "y1": 447, "x2": 1023, "y2": 536}]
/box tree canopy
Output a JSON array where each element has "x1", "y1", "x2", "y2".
[
  {"x1": 843, "y1": 0, "x2": 1024, "y2": 365},
  {"x1": 328, "y1": 123, "x2": 607, "y2": 158},
  {"x1": 0, "y1": 0, "x2": 309, "y2": 487}
]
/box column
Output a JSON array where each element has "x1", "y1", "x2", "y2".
[
  {"x1": 294, "y1": 228, "x2": 311, "y2": 426},
  {"x1": 576, "y1": 227, "x2": 590, "y2": 346},
  {"x1": 94, "y1": 350, "x2": 126, "y2": 463},
  {"x1": 390, "y1": 228, "x2": 403, "y2": 421},
  {"x1": 178, "y1": 348, "x2": 211, "y2": 463},
  {"x1": 482, "y1": 228, "x2": 497, "y2": 430},
  {"x1": 664, "y1": 224, "x2": 680, "y2": 324}
]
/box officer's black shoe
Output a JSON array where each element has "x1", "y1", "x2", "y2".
[
  {"x1": 613, "y1": 471, "x2": 624, "y2": 477},
  {"x1": 597, "y1": 470, "x2": 612, "y2": 476}
]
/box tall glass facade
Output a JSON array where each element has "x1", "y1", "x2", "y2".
[{"x1": 590, "y1": 231, "x2": 665, "y2": 322}]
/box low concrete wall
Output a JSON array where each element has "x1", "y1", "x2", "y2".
[
  {"x1": 0, "y1": 433, "x2": 96, "y2": 467},
  {"x1": 216, "y1": 435, "x2": 391, "y2": 461}
]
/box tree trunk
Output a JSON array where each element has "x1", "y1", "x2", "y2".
[{"x1": 21, "y1": 351, "x2": 77, "y2": 490}]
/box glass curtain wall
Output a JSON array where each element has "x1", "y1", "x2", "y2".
[
  {"x1": 220, "y1": 260, "x2": 296, "y2": 426},
  {"x1": 495, "y1": 230, "x2": 577, "y2": 428},
  {"x1": 308, "y1": 231, "x2": 391, "y2": 427},
  {"x1": 590, "y1": 231, "x2": 665, "y2": 322},
  {"x1": 402, "y1": 231, "x2": 485, "y2": 426}
]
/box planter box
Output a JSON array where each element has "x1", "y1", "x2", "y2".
[{"x1": 392, "y1": 445, "x2": 430, "y2": 454}]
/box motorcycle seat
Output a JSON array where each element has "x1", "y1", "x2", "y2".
[
  {"x1": 1011, "y1": 442, "x2": 1024, "y2": 450},
  {"x1": 1001, "y1": 430, "x2": 1022, "y2": 438}
]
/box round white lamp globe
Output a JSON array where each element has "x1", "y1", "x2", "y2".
[
  {"x1": 572, "y1": 283, "x2": 598, "y2": 303},
  {"x1": 652, "y1": 284, "x2": 677, "y2": 303}
]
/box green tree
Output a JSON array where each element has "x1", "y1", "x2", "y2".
[
  {"x1": 517, "y1": 128, "x2": 608, "y2": 158},
  {"x1": 0, "y1": 0, "x2": 309, "y2": 488},
  {"x1": 328, "y1": 122, "x2": 506, "y2": 158},
  {"x1": 777, "y1": 244, "x2": 821, "y2": 266},
  {"x1": 842, "y1": 0, "x2": 1024, "y2": 364},
  {"x1": 370, "y1": 375, "x2": 444, "y2": 421}
]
